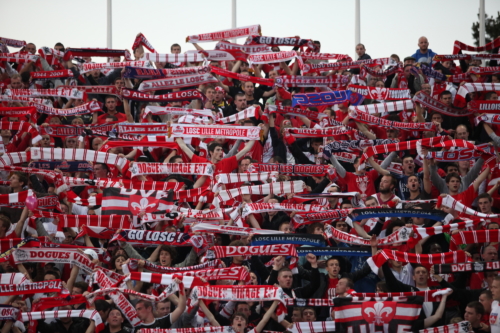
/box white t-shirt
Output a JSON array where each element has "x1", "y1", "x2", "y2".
[{"x1": 490, "y1": 300, "x2": 500, "y2": 332}]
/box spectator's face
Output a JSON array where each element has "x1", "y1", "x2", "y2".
[
  {"x1": 106, "y1": 98, "x2": 117, "y2": 112},
  {"x1": 455, "y1": 126, "x2": 468, "y2": 140},
  {"x1": 421, "y1": 84, "x2": 431, "y2": 95},
  {"x1": 412, "y1": 267, "x2": 428, "y2": 285},
  {"x1": 277, "y1": 271, "x2": 293, "y2": 288},
  {"x1": 335, "y1": 278, "x2": 350, "y2": 296},
  {"x1": 478, "y1": 198, "x2": 492, "y2": 213},
  {"x1": 205, "y1": 88, "x2": 215, "y2": 101},
  {"x1": 159, "y1": 250, "x2": 172, "y2": 266},
  {"x1": 446, "y1": 176, "x2": 461, "y2": 192},
  {"x1": 92, "y1": 137, "x2": 103, "y2": 151},
  {"x1": 156, "y1": 302, "x2": 171, "y2": 317},
  {"x1": 479, "y1": 294, "x2": 493, "y2": 312},
  {"x1": 115, "y1": 79, "x2": 124, "y2": 91},
  {"x1": 10, "y1": 77, "x2": 22, "y2": 89},
  {"x1": 482, "y1": 247, "x2": 498, "y2": 262},
  {"x1": 402, "y1": 157, "x2": 415, "y2": 174},
  {"x1": 65, "y1": 137, "x2": 77, "y2": 148},
  {"x1": 107, "y1": 309, "x2": 124, "y2": 326},
  {"x1": 429, "y1": 244, "x2": 442, "y2": 254},
  {"x1": 492, "y1": 279, "x2": 500, "y2": 301},
  {"x1": 375, "y1": 80, "x2": 384, "y2": 88},
  {"x1": 407, "y1": 176, "x2": 419, "y2": 192},
  {"x1": 44, "y1": 274, "x2": 57, "y2": 281},
  {"x1": 292, "y1": 310, "x2": 302, "y2": 323},
  {"x1": 365, "y1": 199, "x2": 377, "y2": 207},
  {"x1": 94, "y1": 164, "x2": 108, "y2": 178},
  {"x1": 135, "y1": 303, "x2": 151, "y2": 321},
  {"x1": 232, "y1": 315, "x2": 247, "y2": 332},
  {"x1": 418, "y1": 37, "x2": 429, "y2": 51},
  {"x1": 335, "y1": 221, "x2": 348, "y2": 232},
  {"x1": 236, "y1": 304, "x2": 251, "y2": 318},
  {"x1": 279, "y1": 223, "x2": 292, "y2": 233},
  {"x1": 26, "y1": 43, "x2": 36, "y2": 54},
  {"x1": 239, "y1": 159, "x2": 250, "y2": 173},
  {"x1": 250, "y1": 272, "x2": 258, "y2": 285},
  {"x1": 326, "y1": 259, "x2": 340, "y2": 278},
  {"x1": 235, "y1": 96, "x2": 247, "y2": 110},
  {"x1": 464, "y1": 306, "x2": 481, "y2": 326},
  {"x1": 431, "y1": 113, "x2": 443, "y2": 123},
  {"x1": 171, "y1": 46, "x2": 181, "y2": 54},
  {"x1": 9, "y1": 174, "x2": 23, "y2": 189},
  {"x1": 440, "y1": 94, "x2": 452, "y2": 106},
  {"x1": 72, "y1": 287, "x2": 84, "y2": 295},
  {"x1": 487, "y1": 93, "x2": 499, "y2": 101},
  {"x1": 41, "y1": 135, "x2": 51, "y2": 146},
  {"x1": 215, "y1": 90, "x2": 225, "y2": 102},
  {"x1": 355, "y1": 45, "x2": 365, "y2": 57},
  {"x1": 302, "y1": 309, "x2": 316, "y2": 322}
]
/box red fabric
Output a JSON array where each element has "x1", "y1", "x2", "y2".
[
  {"x1": 451, "y1": 185, "x2": 476, "y2": 211},
  {"x1": 97, "y1": 112, "x2": 128, "y2": 124},
  {"x1": 191, "y1": 155, "x2": 238, "y2": 176},
  {"x1": 343, "y1": 170, "x2": 378, "y2": 201},
  {"x1": 323, "y1": 277, "x2": 338, "y2": 299}
]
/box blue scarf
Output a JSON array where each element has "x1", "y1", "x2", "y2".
[
  {"x1": 123, "y1": 66, "x2": 166, "y2": 79},
  {"x1": 251, "y1": 234, "x2": 325, "y2": 247},
  {"x1": 322, "y1": 139, "x2": 397, "y2": 159},
  {"x1": 296, "y1": 246, "x2": 371, "y2": 257},
  {"x1": 292, "y1": 90, "x2": 364, "y2": 107},
  {"x1": 351, "y1": 208, "x2": 447, "y2": 222},
  {"x1": 29, "y1": 161, "x2": 93, "y2": 172}
]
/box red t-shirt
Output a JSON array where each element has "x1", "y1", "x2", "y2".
[
  {"x1": 323, "y1": 277, "x2": 338, "y2": 299},
  {"x1": 342, "y1": 170, "x2": 379, "y2": 201},
  {"x1": 97, "y1": 112, "x2": 128, "y2": 124},
  {"x1": 191, "y1": 155, "x2": 238, "y2": 176},
  {"x1": 452, "y1": 185, "x2": 476, "y2": 209}
]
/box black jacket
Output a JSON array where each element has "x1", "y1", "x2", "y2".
[{"x1": 268, "y1": 267, "x2": 321, "y2": 299}]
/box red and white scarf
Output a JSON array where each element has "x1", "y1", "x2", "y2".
[
  {"x1": 286, "y1": 127, "x2": 353, "y2": 138},
  {"x1": 65, "y1": 85, "x2": 122, "y2": 99},
  {"x1": 122, "y1": 258, "x2": 224, "y2": 275},
  {"x1": 419, "y1": 321, "x2": 472, "y2": 333},
  {"x1": 31, "y1": 69, "x2": 74, "y2": 80},
  {"x1": 438, "y1": 195, "x2": 500, "y2": 219},
  {"x1": 0, "y1": 190, "x2": 32, "y2": 207},
  {"x1": 131, "y1": 33, "x2": 156, "y2": 52},
  {"x1": 300, "y1": 53, "x2": 352, "y2": 61},
  {"x1": 21, "y1": 310, "x2": 104, "y2": 333},
  {"x1": 30, "y1": 100, "x2": 102, "y2": 117},
  {"x1": 0, "y1": 106, "x2": 36, "y2": 118},
  {"x1": 288, "y1": 322, "x2": 337, "y2": 333},
  {"x1": 5, "y1": 88, "x2": 84, "y2": 99},
  {"x1": 0, "y1": 279, "x2": 62, "y2": 295},
  {"x1": 351, "y1": 289, "x2": 452, "y2": 303},
  {"x1": 138, "y1": 73, "x2": 217, "y2": 92},
  {"x1": 169, "y1": 124, "x2": 261, "y2": 140},
  {"x1": 350, "y1": 109, "x2": 436, "y2": 132},
  {"x1": 367, "y1": 249, "x2": 469, "y2": 274},
  {"x1": 248, "y1": 51, "x2": 298, "y2": 65},
  {"x1": 129, "y1": 162, "x2": 214, "y2": 178},
  {"x1": 241, "y1": 202, "x2": 325, "y2": 218},
  {"x1": 274, "y1": 75, "x2": 350, "y2": 88},
  {"x1": 353, "y1": 100, "x2": 414, "y2": 115},
  {"x1": 455, "y1": 83, "x2": 500, "y2": 107},
  {"x1": 143, "y1": 105, "x2": 214, "y2": 120},
  {"x1": 189, "y1": 285, "x2": 288, "y2": 320},
  {"x1": 140, "y1": 328, "x2": 234, "y2": 333},
  {"x1": 80, "y1": 60, "x2": 152, "y2": 74},
  {"x1": 408, "y1": 218, "x2": 480, "y2": 249},
  {"x1": 218, "y1": 106, "x2": 260, "y2": 124},
  {"x1": 470, "y1": 101, "x2": 500, "y2": 115},
  {"x1": 450, "y1": 230, "x2": 500, "y2": 251},
  {"x1": 326, "y1": 226, "x2": 412, "y2": 247},
  {"x1": 453, "y1": 36, "x2": 500, "y2": 54},
  {"x1": 216, "y1": 180, "x2": 304, "y2": 203},
  {"x1": 216, "y1": 40, "x2": 271, "y2": 53},
  {"x1": 248, "y1": 163, "x2": 333, "y2": 177},
  {"x1": 211, "y1": 66, "x2": 274, "y2": 86},
  {"x1": 0, "y1": 37, "x2": 26, "y2": 48},
  {"x1": 63, "y1": 177, "x2": 185, "y2": 192},
  {"x1": 213, "y1": 172, "x2": 276, "y2": 192},
  {"x1": 190, "y1": 223, "x2": 284, "y2": 236},
  {"x1": 0, "y1": 121, "x2": 42, "y2": 143},
  {"x1": 362, "y1": 64, "x2": 402, "y2": 78},
  {"x1": 206, "y1": 244, "x2": 298, "y2": 259},
  {"x1": 348, "y1": 85, "x2": 411, "y2": 100},
  {"x1": 301, "y1": 58, "x2": 397, "y2": 74},
  {"x1": 0, "y1": 52, "x2": 39, "y2": 63},
  {"x1": 247, "y1": 36, "x2": 315, "y2": 49},
  {"x1": 32, "y1": 210, "x2": 131, "y2": 231},
  {"x1": 186, "y1": 25, "x2": 261, "y2": 43},
  {"x1": 434, "y1": 54, "x2": 500, "y2": 61}
]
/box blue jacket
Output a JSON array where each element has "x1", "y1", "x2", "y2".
[{"x1": 411, "y1": 48, "x2": 437, "y2": 63}]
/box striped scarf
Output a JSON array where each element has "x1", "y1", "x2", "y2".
[
  {"x1": 129, "y1": 162, "x2": 214, "y2": 178},
  {"x1": 190, "y1": 223, "x2": 285, "y2": 236},
  {"x1": 301, "y1": 57, "x2": 397, "y2": 74},
  {"x1": 471, "y1": 102, "x2": 500, "y2": 115},
  {"x1": 131, "y1": 33, "x2": 156, "y2": 52},
  {"x1": 143, "y1": 105, "x2": 213, "y2": 120},
  {"x1": 266, "y1": 105, "x2": 327, "y2": 121},
  {"x1": 274, "y1": 75, "x2": 350, "y2": 88},
  {"x1": 31, "y1": 69, "x2": 74, "y2": 80},
  {"x1": 217, "y1": 106, "x2": 260, "y2": 124},
  {"x1": 408, "y1": 218, "x2": 481, "y2": 249},
  {"x1": 289, "y1": 322, "x2": 337, "y2": 333},
  {"x1": 0, "y1": 121, "x2": 41, "y2": 144},
  {"x1": 21, "y1": 310, "x2": 104, "y2": 333},
  {"x1": 349, "y1": 109, "x2": 436, "y2": 132},
  {"x1": 140, "y1": 328, "x2": 234, "y2": 333},
  {"x1": 5, "y1": 87, "x2": 84, "y2": 99},
  {"x1": 455, "y1": 83, "x2": 500, "y2": 108},
  {"x1": 367, "y1": 249, "x2": 469, "y2": 274},
  {"x1": 211, "y1": 66, "x2": 274, "y2": 86},
  {"x1": 450, "y1": 230, "x2": 500, "y2": 251},
  {"x1": 413, "y1": 92, "x2": 472, "y2": 117},
  {"x1": 241, "y1": 202, "x2": 325, "y2": 218},
  {"x1": 187, "y1": 25, "x2": 261, "y2": 43},
  {"x1": 80, "y1": 60, "x2": 151, "y2": 74},
  {"x1": 169, "y1": 123, "x2": 261, "y2": 140},
  {"x1": 31, "y1": 210, "x2": 131, "y2": 231},
  {"x1": 351, "y1": 289, "x2": 452, "y2": 303},
  {"x1": 438, "y1": 195, "x2": 500, "y2": 219},
  {"x1": 419, "y1": 321, "x2": 472, "y2": 333},
  {"x1": 123, "y1": 65, "x2": 210, "y2": 79},
  {"x1": 215, "y1": 180, "x2": 304, "y2": 203},
  {"x1": 63, "y1": 47, "x2": 132, "y2": 61},
  {"x1": 248, "y1": 51, "x2": 298, "y2": 65},
  {"x1": 0, "y1": 106, "x2": 35, "y2": 118},
  {"x1": 286, "y1": 127, "x2": 354, "y2": 138},
  {"x1": 122, "y1": 88, "x2": 206, "y2": 103},
  {"x1": 138, "y1": 73, "x2": 218, "y2": 92},
  {"x1": 217, "y1": 40, "x2": 271, "y2": 53},
  {"x1": 0, "y1": 279, "x2": 62, "y2": 295},
  {"x1": 453, "y1": 36, "x2": 500, "y2": 54},
  {"x1": 354, "y1": 100, "x2": 414, "y2": 115},
  {"x1": 122, "y1": 258, "x2": 224, "y2": 275},
  {"x1": 30, "y1": 100, "x2": 102, "y2": 117},
  {"x1": 62, "y1": 177, "x2": 185, "y2": 191},
  {"x1": 248, "y1": 163, "x2": 333, "y2": 177},
  {"x1": 348, "y1": 85, "x2": 411, "y2": 100},
  {"x1": 362, "y1": 63, "x2": 402, "y2": 78}
]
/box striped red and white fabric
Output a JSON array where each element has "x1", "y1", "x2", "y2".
[
  {"x1": 122, "y1": 258, "x2": 224, "y2": 275},
  {"x1": 0, "y1": 272, "x2": 29, "y2": 285},
  {"x1": 31, "y1": 210, "x2": 131, "y2": 231},
  {"x1": 217, "y1": 106, "x2": 260, "y2": 124},
  {"x1": 419, "y1": 321, "x2": 472, "y2": 333},
  {"x1": 63, "y1": 177, "x2": 185, "y2": 191},
  {"x1": 215, "y1": 180, "x2": 304, "y2": 203},
  {"x1": 450, "y1": 230, "x2": 500, "y2": 251},
  {"x1": 353, "y1": 100, "x2": 414, "y2": 115},
  {"x1": 129, "y1": 163, "x2": 214, "y2": 178},
  {"x1": 455, "y1": 83, "x2": 500, "y2": 107},
  {"x1": 80, "y1": 60, "x2": 152, "y2": 74},
  {"x1": 438, "y1": 195, "x2": 500, "y2": 219},
  {"x1": 213, "y1": 172, "x2": 277, "y2": 192},
  {"x1": 21, "y1": 310, "x2": 104, "y2": 333},
  {"x1": 190, "y1": 223, "x2": 285, "y2": 236},
  {"x1": 240, "y1": 202, "x2": 326, "y2": 218},
  {"x1": 143, "y1": 106, "x2": 214, "y2": 120},
  {"x1": 140, "y1": 53, "x2": 204, "y2": 63},
  {"x1": 139, "y1": 328, "x2": 232, "y2": 333},
  {"x1": 289, "y1": 321, "x2": 337, "y2": 333},
  {"x1": 408, "y1": 218, "x2": 481, "y2": 249},
  {"x1": 367, "y1": 249, "x2": 469, "y2": 274},
  {"x1": 4, "y1": 88, "x2": 84, "y2": 99},
  {"x1": 0, "y1": 121, "x2": 42, "y2": 144},
  {"x1": 177, "y1": 115, "x2": 212, "y2": 125},
  {"x1": 0, "y1": 189, "x2": 32, "y2": 207},
  {"x1": 351, "y1": 288, "x2": 452, "y2": 303}
]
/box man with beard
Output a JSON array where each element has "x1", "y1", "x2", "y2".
[{"x1": 406, "y1": 174, "x2": 432, "y2": 204}]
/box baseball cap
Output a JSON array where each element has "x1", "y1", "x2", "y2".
[{"x1": 83, "y1": 249, "x2": 98, "y2": 261}]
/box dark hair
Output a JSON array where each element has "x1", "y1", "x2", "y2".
[
  {"x1": 386, "y1": 219, "x2": 405, "y2": 236},
  {"x1": 105, "y1": 95, "x2": 117, "y2": 102},
  {"x1": 105, "y1": 115, "x2": 118, "y2": 121},
  {"x1": 480, "y1": 290, "x2": 493, "y2": 299},
  {"x1": 270, "y1": 156, "x2": 284, "y2": 163},
  {"x1": 466, "y1": 301, "x2": 485, "y2": 316},
  {"x1": 439, "y1": 91, "x2": 452, "y2": 99},
  {"x1": 307, "y1": 222, "x2": 324, "y2": 234},
  {"x1": 168, "y1": 155, "x2": 182, "y2": 163},
  {"x1": 403, "y1": 56, "x2": 416, "y2": 62},
  {"x1": 208, "y1": 142, "x2": 223, "y2": 153},
  {"x1": 159, "y1": 245, "x2": 177, "y2": 262},
  {"x1": 478, "y1": 193, "x2": 493, "y2": 203},
  {"x1": 95, "y1": 299, "x2": 113, "y2": 312},
  {"x1": 95, "y1": 163, "x2": 110, "y2": 172},
  {"x1": 135, "y1": 300, "x2": 153, "y2": 310},
  {"x1": 44, "y1": 270, "x2": 60, "y2": 280},
  {"x1": 282, "y1": 99, "x2": 292, "y2": 107},
  {"x1": 382, "y1": 174, "x2": 397, "y2": 188},
  {"x1": 12, "y1": 172, "x2": 28, "y2": 188},
  {"x1": 73, "y1": 281, "x2": 89, "y2": 293},
  {"x1": 170, "y1": 43, "x2": 181, "y2": 51},
  {"x1": 445, "y1": 172, "x2": 461, "y2": 184},
  {"x1": 376, "y1": 281, "x2": 389, "y2": 292},
  {"x1": 340, "y1": 277, "x2": 354, "y2": 289},
  {"x1": 235, "y1": 92, "x2": 246, "y2": 100},
  {"x1": 278, "y1": 267, "x2": 292, "y2": 276},
  {"x1": 231, "y1": 312, "x2": 248, "y2": 324},
  {"x1": 485, "y1": 91, "x2": 498, "y2": 100},
  {"x1": 239, "y1": 156, "x2": 252, "y2": 165},
  {"x1": 54, "y1": 42, "x2": 65, "y2": 51}
]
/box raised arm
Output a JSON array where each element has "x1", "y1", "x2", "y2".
[
  {"x1": 175, "y1": 137, "x2": 195, "y2": 160},
  {"x1": 234, "y1": 140, "x2": 256, "y2": 160},
  {"x1": 169, "y1": 279, "x2": 187, "y2": 324},
  {"x1": 473, "y1": 165, "x2": 490, "y2": 192},
  {"x1": 367, "y1": 156, "x2": 390, "y2": 176},
  {"x1": 123, "y1": 99, "x2": 134, "y2": 123},
  {"x1": 329, "y1": 154, "x2": 347, "y2": 178},
  {"x1": 254, "y1": 301, "x2": 280, "y2": 333}
]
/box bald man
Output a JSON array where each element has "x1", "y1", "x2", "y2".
[{"x1": 411, "y1": 36, "x2": 437, "y2": 64}]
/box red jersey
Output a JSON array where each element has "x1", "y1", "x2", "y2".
[
  {"x1": 191, "y1": 155, "x2": 238, "y2": 176},
  {"x1": 342, "y1": 170, "x2": 379, "y2": 201}
]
